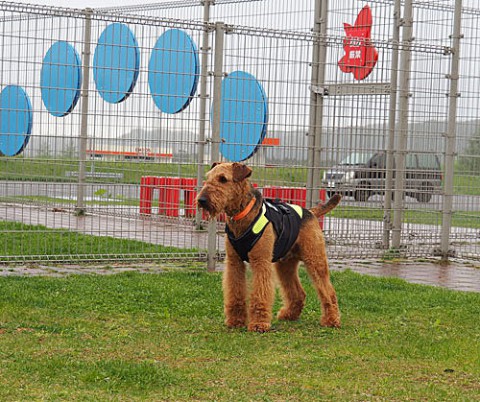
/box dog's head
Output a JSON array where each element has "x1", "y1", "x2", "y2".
[{"x1": 196, "y1": 162, "x2": 252, "y2": 218}]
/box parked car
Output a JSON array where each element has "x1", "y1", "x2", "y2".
[{"x1": 322, "y1": 151, "x2": 443, "y2": 203}]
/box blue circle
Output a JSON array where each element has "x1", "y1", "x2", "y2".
[
  {"x1": 93, "y1": 23, "x2": 140, "y2": 104},
  {"x1": 148, "y1": 29, "x2": 199, "y2": 114},
  {"x1": 0, "y1": 85, "x2": 33, "y2": 157},
  {"x1": 217, "y1": 71, "x2": 268, "y2": 162},
  {"x1": 40, "y1": 41, "x2": 82, "y2": 117}
]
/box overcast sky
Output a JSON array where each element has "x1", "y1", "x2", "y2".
[
  {"x1": 25, "y1": 0, "x2": 162, "y2": 9},
  {"x1": 25, "y1": 0, "x2": 479, "y2": 9}
]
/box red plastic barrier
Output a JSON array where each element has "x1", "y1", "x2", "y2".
[
  {"x1": 159, "y1": 177, "x2": 181, "y2": 217},
  {"x1": 263, "y1": 186, "x2": 290, "y2": 202},
  {"x1": 139, "y1": 177, "x2": 325, "y2": 226},
  {"x1": 139, "y1": 176, "x2": 156, "y2": 215},
  {"x1": 290, "y1": 187, "x2": 307, "y2": 207},
  {"x1": 181, "y1": 178, "x2": 198, "y2": 217}
]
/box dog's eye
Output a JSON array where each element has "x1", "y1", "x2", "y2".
[{"x1": 218, "y1": 175, "x2": 228, "y2": 183}]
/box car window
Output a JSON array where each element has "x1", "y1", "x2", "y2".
[
  {"x1": 340, "y1": 153, "x2": 374, "y2": 165},
  {"x1": 406, "y1": 154, "x2": 418, "y2": 169},
  {"x1": 417, "y1": 154, "x2": 440, "y2": 169},
  {"x1": 367, "y1": 153, "x2": 385, "y2": 168}
]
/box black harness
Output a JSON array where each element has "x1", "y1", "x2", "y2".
[{"x1": 225, "y1": 199, "x2": 303, "y2": 263}]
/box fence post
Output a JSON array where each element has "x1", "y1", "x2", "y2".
[
  {"x1": 206, "y1": 21, "x2": 225, "y2": 271},
  {"x1": 382, "y1": 0, "x2": 402, "y2": 249},
  {"x1": 195, "y1": 0, "x2": 213, "y2": 230},
  {"x1": 440, "y1": 0, "x2": 463, "y2": 259},
  {"x1": 76, "y1": 8, "x2": 92, "y2": 216},
  {"x1": 391, "y1": 0, "x2": 413, "y2": 249},
  {"x1": 306, "y1": 0, "x2": 328, "y2": 208}
]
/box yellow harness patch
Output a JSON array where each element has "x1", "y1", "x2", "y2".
[
  {"x1": 252, "y1": 205, "x2": 268, "y2": 234},
  {"x1": 251, "y1": 203, "x2": 303, "y2": 235},
  {"x1": 288, "y1": 203, "x2": 303, "y2": 218}
]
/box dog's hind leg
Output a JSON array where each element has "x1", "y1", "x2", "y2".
[
  {"x1": 298, "y1": 222, "x2": 341, "y2": 328},
  {"x1": 274, "y1": 258, "x2": 306, "y2": 321}
]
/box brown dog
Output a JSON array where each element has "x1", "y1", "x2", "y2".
[{"x1": 197, "y1": 162, "x2": 341, "y2": 332}]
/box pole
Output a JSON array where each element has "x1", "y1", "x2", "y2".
[
  {"x1": 306, "y1": 0, "x2": 328, "y2": 208},
  {"x1": 440, "y1": 0, "x2": 463, "y2": 259},
  {"x1": 382, "y1": 0, "x2": 401, "y2": 248},
  {"x1": 206, "y1": 21, "x2": 225, "y2": 271},
  {"x1": 391, "y1": 0, "x2": 413, "y2": 249},
  {"x1": 76, "y1": 8, "x2": 92, "y2": 215},
  {"x1": 195, "y1": 0, "x2": 212, "y2": 229}
]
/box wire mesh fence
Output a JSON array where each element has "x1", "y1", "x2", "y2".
[{"x1": 1, "y1": 0, "x2": 479, "y2": 264}]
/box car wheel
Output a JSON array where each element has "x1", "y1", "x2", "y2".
[
  {"x1": 415, "y1": 183, "x2": 433, "y2": 203},
  {"x1": 354, "y1": 183, "x2": 371, "y2": 202}
]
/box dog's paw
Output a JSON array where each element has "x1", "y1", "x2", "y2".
[
  {"x1": 225, "y1": 317, "x2": 246, "y2": 329},
  {"x1": 320, "y1": 315, "x2": 341, "y2": 328},
  {"x1": 277, "y1": 307, "x2": 302, "y2": 321},
  {"x1": 248, "y1": 322, "x2": 271, "y2": 333}
]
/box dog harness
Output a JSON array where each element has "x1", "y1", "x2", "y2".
[{"x1": 225, "y1": 199, "x2": 303, "y2": 263}]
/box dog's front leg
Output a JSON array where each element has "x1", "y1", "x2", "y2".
[
  {"x1": 223, "y1": 240, "x2": 247, "y2": 328},
  {"x1": 247, "y1": 232, "x2": 276, "y2": 333},
  {"x1": 248, "y1": 259, "x2": 275, "y2": 333}
]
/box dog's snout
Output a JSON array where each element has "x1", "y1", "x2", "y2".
[{"x1": 197, "y1": 195, "x2": 209, "y2": 208}]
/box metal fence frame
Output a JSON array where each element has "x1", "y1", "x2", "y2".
[{"x1": 1, "y1": 0, "x2": 479, "y2": 266}]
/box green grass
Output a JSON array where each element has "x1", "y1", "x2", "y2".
[
  {"x1": 3, "y1": 155, "x2": 480, "y2": 200},
  {"x1": 3, "y1": 156, "x2": 480, "y2": 196},
  {"x1": 331, "y1": 205, "x2": 480, "y2": 229},
  {"x1": 0, "y1": 270, "x2": 479, "y2": 400},
  {"x1": 0, "y1": 221, "x2": 197, "y2": 261},
  {"x1": 0, "y1": 157, "x2": 308, "y2": 187},
  {"x1": 452, "y1": 173, "x2": 480, "y2": 195},
  {"x1": 0, "y1": 195, "x2": 141, "y2": 207}
]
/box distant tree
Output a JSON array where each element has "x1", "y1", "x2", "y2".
[
  {"x1": 62, "y1": 139, "x2": 77, "y2": 159},
  {"x1": 458, "y1": 131, "x2": 480, "y2": 174}
]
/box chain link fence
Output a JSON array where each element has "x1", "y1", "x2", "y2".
[{"x1": 1, "y1": 0, "x2": 479, "y2": 264}]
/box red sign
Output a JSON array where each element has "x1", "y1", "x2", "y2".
[{"x1": 338, "y1": 5, "x2": 378, "y2": 81}]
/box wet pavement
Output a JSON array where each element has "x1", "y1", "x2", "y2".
[
  {"x1": 328, "y1": 259, "x2": 480, "y2": 293},
  {"x1": 1, "y1": 258, "x2": 479, "y2": 293},
  {"x1": 1, "y1": 202, "x2": 479, "y2": 293}
]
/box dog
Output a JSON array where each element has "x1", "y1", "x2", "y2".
[{"x1": 197, "y1": 162, "x2": 341, "y2": 332}]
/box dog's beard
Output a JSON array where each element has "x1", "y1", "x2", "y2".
[{"x1": 199, "y1": 204, "x2": 220, "y2": 220}]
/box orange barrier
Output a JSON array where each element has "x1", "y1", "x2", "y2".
[
  {"x1": 139, "y1": 176, "x2": 185, "y2": 217},
  {"x1": 263, "y1": 186, "x2": 326, "y2": 229},
  {"x1": 140, "y1": 177, "x2": 327, "y2": 228}
]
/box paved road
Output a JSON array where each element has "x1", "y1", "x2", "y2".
[{"x1": 1, "y1": 180, "x2": 480, "y2": 211}]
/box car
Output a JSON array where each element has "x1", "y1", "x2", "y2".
[{"x1": 322, "y1": 151, "x2": 443, "y2": 203}]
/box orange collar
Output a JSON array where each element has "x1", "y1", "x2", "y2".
[{"x1": 231, "y1": 198, "x2": 256, "y2": 222}]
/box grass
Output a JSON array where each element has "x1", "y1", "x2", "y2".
[
  {"x1": 331, "y1": 205, "x2": 480, "y2": 229},
  {"x1": 0, "y1": 157, "x2": 308, "y2": 187},
  {"x1": 0, "y1": 221, "x2": 197, "y2": 261},
  {"x1": 3, "y1": 156, "x2": 480, "y2": 196},
  {"x1": 0, "y1": 195, "x2": 141, "y2": 207},
  {"x1": 452, "y1": 173, "x2": 480, "y2": 195},
  {"x1": 0, "y1": 269, "x2": 479, "y2": 400}
]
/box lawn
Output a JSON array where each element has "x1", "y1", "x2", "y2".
[
  {"x1": 0, "y1": 221, "x2": 198, "y2": 261},
  {"x1": 0, "y1": 269, "x2": 479, "y2": 400},
  {"x1": 331, "y1": 205, "x2": 480, "y2": 229},
  {"x1": 0, "y1": 157, "x2": 308, "y2": 187},
  {"x1": 3, "y1": 156, "x2": 480, "y2": 196}
]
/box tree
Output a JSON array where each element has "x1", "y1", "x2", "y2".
[{"x1": 458, "y1": 131, "x2": 480, "y2": 174}]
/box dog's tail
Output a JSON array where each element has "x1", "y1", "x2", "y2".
[{"x1": 309, "y1": 194, "x2": 342, "y2": 218}]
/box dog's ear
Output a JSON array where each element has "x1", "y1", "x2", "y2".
[
  {"x1": 232, "y1": 163, "x2": 252, "y2": 182},
  {"x1": 210, "y1": 162, "x2": 222, "y2": 170}
]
